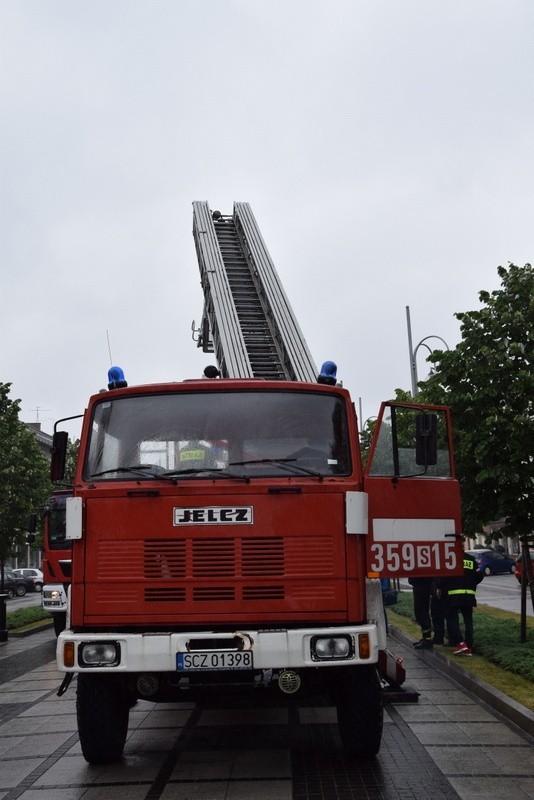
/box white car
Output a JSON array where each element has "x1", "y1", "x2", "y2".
[{"x1": 11, "y1": 568, "x2": 44, "y2": 592}]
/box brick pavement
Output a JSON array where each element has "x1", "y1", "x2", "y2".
[{"x1": 0, "y1": 628, "x2": 533, "y2": 800}]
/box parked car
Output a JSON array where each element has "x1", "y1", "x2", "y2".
[
  {"x1": 515, "y1": 550, "x2": 534, "y2": 584},
  {"x1": 11, "y1": 567, "x2": 44, "y2": 592},
  {"x1": 466, "y1": 549, "x2": 516, "y2": 576},
  {"x1": 1, "y1": 569, "x2": 28, "y2": 599}
]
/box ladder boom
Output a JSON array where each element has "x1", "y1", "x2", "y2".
[{"x1": 192, "y1": 201, "x2": 317, "y2": 381}]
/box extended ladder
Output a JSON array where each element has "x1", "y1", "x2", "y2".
[{"x1": 192, "y1": 201, "x2": 317, "y2": 381}]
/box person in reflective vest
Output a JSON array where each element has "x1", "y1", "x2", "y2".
[{"x1": 436, "y1": 550, "x2": 483, "y2": 656}]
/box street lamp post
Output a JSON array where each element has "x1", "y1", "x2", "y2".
[{"x1": 406, "y1": 306, "x2": 449, "y2": 396}]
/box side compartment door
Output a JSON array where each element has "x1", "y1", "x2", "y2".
[{"x1": 363, "y1": 403, "x2": 463, "y2": 578}]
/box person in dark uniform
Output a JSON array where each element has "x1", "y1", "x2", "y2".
[
  {"x1": 409, "y1": 577, "x2": 434, "y2": 649},
  {"x1": 430, "y1": 578, "x2": 449, "y2": 645},
  {"x1": 436, "y1": 550, "x2": 483, "y2": 656}
]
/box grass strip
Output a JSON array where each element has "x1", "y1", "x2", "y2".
[{"x1": 6, "y1": 605, "x2": 52, "y2": 630}]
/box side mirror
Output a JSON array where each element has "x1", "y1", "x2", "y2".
[
  {"x1": 415, "y1": 413, "x2": 438, "y2": 466},
  {"x1": 51, "y1": 431, "x2": 69, "y2": 481},
  {"x1": 27, "y1": 512, "x2": 38, "y2": 541},
  {"x1": 27, "y1": 512, "x2": 38, "y2": 534}
]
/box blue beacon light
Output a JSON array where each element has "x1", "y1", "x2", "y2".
[
  {"x1": 108, "y1": 366, "x2": 128, "y2": 390},
  {"x1": 317, "y1": 360, "x2": 337, "y2": 385}
]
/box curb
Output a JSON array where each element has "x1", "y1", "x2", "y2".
[
  {"x1": 8, "y1": 620, "x2": 54, "y2": 639},
  {"x1": 390, "y1": 625, "x2": 534, "y2": 738}
]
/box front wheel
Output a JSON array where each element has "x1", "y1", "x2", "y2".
[
  {"x1": 336, "y1": 665, "x2": 383, "y2": 757},
  {"x1": 510, "y1": 565, "x2": 516, "y2": 574},
  {"x1": 15, "y1": 585, "x2": 26, "y2": 597},
  {"x1": 77, "y1": 674, "x2": 130, "y2": 764},
  {"x1": 484, "y1": 566, "x2": 491, "y2": 576},
  {"x1": 34, "y1": 582, "x2": 43, "y2": 592}
]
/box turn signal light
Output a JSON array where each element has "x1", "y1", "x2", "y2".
[
  {"x1": 64, "y1": 641, "x2": 75, "y2": 668},
  {"x1": 358, "y1": 633, "x2": 371, "y2": 659}
]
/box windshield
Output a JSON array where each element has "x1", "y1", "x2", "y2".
[{"x1": 84, "y1": 389, "x2": 351, "y2": 480}]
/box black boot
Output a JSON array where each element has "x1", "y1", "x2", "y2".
[{"x1": 413, "y1": 638, "x2": 433, "y2": 649}]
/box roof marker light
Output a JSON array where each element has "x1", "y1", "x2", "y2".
[
  {"x1": 108, "y1": 366, "x2": 128, "y2": 390},
  {"x1": 317, "y1": 360, "x2": 337, "y2": 385}
]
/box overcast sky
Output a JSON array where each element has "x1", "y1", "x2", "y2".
[{"x1": 1, "y1": 1, "x2": 532, "y2": 440}]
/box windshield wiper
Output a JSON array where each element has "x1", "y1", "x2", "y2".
[
  {"x1": 229, "y1": 458, "x2": 323, "y2": 479},
  {"x1": 160, "y1": 468, "x2": 249, "y2": 482},
  {"x1": 89, "y1": 465, "x2": 164, "y2": 479}
]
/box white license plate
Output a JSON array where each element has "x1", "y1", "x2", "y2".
[{"x1": 176, "y1": 651, "x2": 253, "y2": 671}]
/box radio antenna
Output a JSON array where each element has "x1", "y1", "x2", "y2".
[{"x1": 106, "y1": 330, "x2": 114, "y2": 366}]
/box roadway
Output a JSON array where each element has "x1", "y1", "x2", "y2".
[
  {"x1": 0, "y1": 589, "x2": 533, "y2": 800},
  {"x1": 476, "y1": 572, "x2": 533, "y2": 617}
]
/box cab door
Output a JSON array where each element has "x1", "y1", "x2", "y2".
[{"x1": 363, "y1": 402, "x2": 463, "y2": 578}]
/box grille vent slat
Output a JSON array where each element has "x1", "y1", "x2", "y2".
[
  {"x1": 98, "y1": 541, "x2": 144, "y2": 578},
  {"x1": 193, "y1": 587, "x2": 235, "y2": 601},
  {"x1": 242, "y1": 537, "x2": 284, "y2": 576},
  {"x1": 145, "y1": 587, "x2": 186, "y2": 602},
  {"x1": 243, "y1": 586, "x2": 284, "y2": 600},
  {"x1": 145, "y1": 540, "x2": 186, "y2": 578},
  {"x1": 193, "y1": 538, "x2": 235, "y2": 577}
]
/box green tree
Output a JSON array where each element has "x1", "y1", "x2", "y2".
[
  {"x1": 0, "y1": 383, "x2": 52, "y2": 586},
  {"x1": 419, "y1": 264, "x2": 534, "y2": 542}
]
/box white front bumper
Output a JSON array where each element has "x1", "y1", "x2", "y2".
[{"x1": 57, "y1": 624, "x2": 379, "y2": 673}]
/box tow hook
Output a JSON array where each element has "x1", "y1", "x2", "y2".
[{"x1": 57, "y1": 672, "x2": 74, "y2": 697}]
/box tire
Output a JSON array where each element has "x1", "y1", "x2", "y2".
[
  {"x1": 53, "y1": 612, "x2": 67, "y2": 637},
  {"x1": 484, "y1": 566, "x2": 491, "y2": 576},
  {"x1": 510, "y1": 565, "x2": 516, "y2": 574},
  {"x1": 15, "y1": 585, "x2": 26, "y2": 597},
  {"x1": 5, "y1": 588, "x2": 14, "y2": 599},
  {"x1": 336, "y1": 665, "x2": 383, "y2": 757},
  {"x1": 77, "y1": 674, "x2": 130, "y2": 764},
  {"x1": 35, "y1": 583, "x2": 43, "y2": 592}
]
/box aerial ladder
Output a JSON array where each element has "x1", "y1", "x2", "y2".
[
  {"x1": 192, "y1": 201, "x2": 407, "y2": 691},
  {"x1": 192, "y1": 201, "x2": 317, "y2": 382}
]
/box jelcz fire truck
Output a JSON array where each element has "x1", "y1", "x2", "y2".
[
  {"x1": 40, "y1": 490, "x2": 71, "y2": 636},
  {"x1": 51, "y1": 203, "x2": 463, "y2": 764}
]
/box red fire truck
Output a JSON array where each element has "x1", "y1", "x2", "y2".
[
  {"x1": 51, "y1": 203, "x2": 463, "y2": 764},
  {"x1": 41, "y1": 490, "x2": 72, "y2": 636}
]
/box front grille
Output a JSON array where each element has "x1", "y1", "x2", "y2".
[{"x1": 97, "y1": 535, "x2": 336, "y2": 607}]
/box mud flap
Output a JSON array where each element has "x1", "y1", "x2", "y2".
[{"x1": 378, "y1": 649, "x2": 406, "y2": 687}]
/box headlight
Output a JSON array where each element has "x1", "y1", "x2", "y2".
[
  {"x1": 79, "y1": 641, "x2": 120, "y2": 667},
  {"x1": 311, "y1": 635, "x2": 353, "y2": 661},
  {"x1": 43, "y1": 589, "x2": 61, "y2": 600}
]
